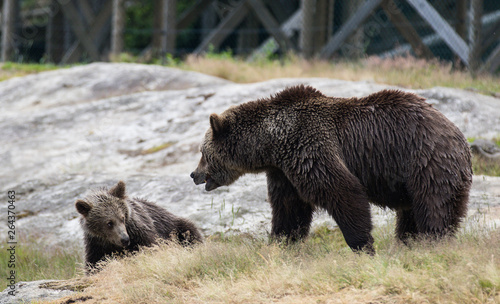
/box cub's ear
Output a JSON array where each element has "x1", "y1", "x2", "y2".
[
  {"x1": 209, "y1": 113, "x2": 225, "y2": 136},
  {"x1": 109, "y1": 181, "x2": 126, "y2": 199},
  {"x1": 75, "y1": 200, "x2": 92, "y2": 217}
]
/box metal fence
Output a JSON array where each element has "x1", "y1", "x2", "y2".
[{"x1": 1, "y1": 0, "x2": 499, "y2": 72}]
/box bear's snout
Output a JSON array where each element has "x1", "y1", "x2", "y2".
[
  {"x1": 190, "y1": 171, "x2": 206, "y2": 185},
  {"x1": 121, "y1": 234, "x2": 130, "y2": 247},
  {"x1": 191, "y1": 171, "x2": 221, "y2": 191}
]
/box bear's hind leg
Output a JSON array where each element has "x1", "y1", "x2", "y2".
[
  {"x1": 267, "y1": 169, "x2": 314, "y2": 242},
  {"x1": 411, "y1": 192, "x2": 467, "y2": 239},
  {"x1": 396, "y1": 209, "x2": 418, "y2": 244}
]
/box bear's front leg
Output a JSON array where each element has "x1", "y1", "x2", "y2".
[
  {"x1": 295, "y1": 162, "x2": 375, "y2": 254},
  {"x1": 267, "y1": 169, "x2": 314, "y2": 243},
  {"x1": 324, "y1": 181, "x2": 375, "y2": 254},
  {"x1": 84, "y1": 237, "x2": 122, "y2": 272}
]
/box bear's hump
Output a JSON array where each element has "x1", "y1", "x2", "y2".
[
  {"x1": 360, "y1": 89, "x2": 427, "y2": 106},
  {"x1": 270, "y1": 85, "x2": 326, "y2": 103}
]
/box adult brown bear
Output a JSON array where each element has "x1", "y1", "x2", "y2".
[{"x1": 191, "y1": 85, "x2": 472, "y2": 253}]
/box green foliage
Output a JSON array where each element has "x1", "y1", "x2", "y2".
[
  {"x1": 1, "y1": 62, "x2": 59, "y2": 73},
  {"x1": 0, "y1": 62, "x2": 64, "y2": 81},
  {"x1": 123, "y1": 0, "x2": 198, "y2": 55},
  {"x1": 124, "y1": 1, "x2": 155, "y2": 54},
  {"x1": 205, "y1": 45, "x2": 235, "y2": 60}
]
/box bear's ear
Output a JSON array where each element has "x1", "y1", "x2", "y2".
[
  {"x1": 109, "y1": 181, "x2": 126, "y2": 199},
  {"x1": 75, "y1": 199, "x2": 92, "y2": 217},
  {"x1": 209, "y1": 113, "x2": 225, "y2": 136}
]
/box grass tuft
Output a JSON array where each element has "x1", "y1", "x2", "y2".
[
  {"x1": 0, "y1": 236, "x2": 82, "y2": 282},
  {"x1": 0, "y1": 62, "x2": 63, "y2": 81}
]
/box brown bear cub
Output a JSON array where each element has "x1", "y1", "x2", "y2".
[
  {"x1": 76, "y1": 181, "x2": 203, "y2": 269},
  {"x1": 191, "y1": 85, "x2": 472, "y2": 254}
]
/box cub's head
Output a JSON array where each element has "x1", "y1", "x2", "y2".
[
  {"x1": 75, "y1": 181, "x2": 131, "y2": 248},
  {"x1": 191, "y1": 113, "x2": 243, "y2": 191}
]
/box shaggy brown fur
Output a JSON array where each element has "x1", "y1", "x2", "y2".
[
  {"x1": 76, "y1": 181, "x2": 203, "y2": 269},
  {"x1": 191, "y1": 85, "x2": 472, "y2": 253}
]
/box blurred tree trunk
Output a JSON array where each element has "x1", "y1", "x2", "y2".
[
  {"x1": 161, "y1": 0, "x2": 177, "y2": 56},
  {"x1": 111, "y1": 0, "x2": 125, "y2": 58},
  {"x1": 46, "y1": 0, "x2": 65, "y2": 63},
  {"x1": 1, "y1": 0, "x2": 19, "y2": 62}
]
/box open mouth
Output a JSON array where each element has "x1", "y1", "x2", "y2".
[
  {"x1": 205, "y1": 176, "x2": 220, "y2": 191},
  {"x1": 191, "y1": 173, "x2": 220, "y2": 191}
]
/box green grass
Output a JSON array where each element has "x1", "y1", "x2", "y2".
[
  {"x1": 470, "y1": 138, "x2": 500, "y2": 176},
  {"x1": 52, "y1": 222, "x2": 499, "y2": 304},
  {"x1": 472, "y1": 157, "x2": 500, "y2": 176},
  {"x1": 0, "y1": 62, "x2": 63, "y2": 81},
  {"x1": 0, "y1": 236, "x2": 82, "y2": 282}
]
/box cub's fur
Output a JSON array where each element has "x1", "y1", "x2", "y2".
[{"x1": 76, "y1": 181, "x2": 203, "y2": 268}]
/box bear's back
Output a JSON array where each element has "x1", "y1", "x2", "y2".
[{"x1": 332, "y1": 90, "x2": 471, "y2": 208}]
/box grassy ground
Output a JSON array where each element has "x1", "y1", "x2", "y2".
[
  {"x1": 46, "y1": 222, "x2": 499, "y2": 304},
  {"x1": 472, "y1": 156, "x2": 500, "y2": 176},
  {"x1": 0, "y1": 235, "x2": 82, "y2": 282},
  {"x1": 180, "y1": 54, "x2": 500, "y2": 95},
  {"x1": 1, "y1": 55, "x2": 499, "y2": 94},
  {"x1": 0, "y1": 62, "x2": 61, "y2": 81},
  {"x1": 469, "y1": 138, "x2": 500, "y2": 176}
]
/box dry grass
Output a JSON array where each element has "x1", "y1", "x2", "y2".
[
  {"x1": 1, "y1": 56, "x2": 498, "y2": 94},
  {"x1": 182, "y1": 54, "x2": 500, "y2": 94},
  {"x1": 49, "y1": 222, "x2": 499, "y2": 304}
]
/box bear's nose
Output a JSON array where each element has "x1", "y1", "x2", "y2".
[
  {"x1": 121, "y1": 235, "x2": 130, "y2": 247},
  {"x1": 190, "y1": 172, "x2": 195, "y2": 178}
]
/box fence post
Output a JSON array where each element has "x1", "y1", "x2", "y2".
[
  {"x1": 46, "y1": 0, "x2": 65, "y2": 63},
  {"x1": 1, "y1": 0, "x2": 18, "y2": 62},
  {"x1": 344, "y1": 0, "x2": 364, "y2": 58},
  {"x1": 468, "y1": 0, "x2": 483, "y2": 73},
  {"x1": 300, "y1": 0, "x2": 315, "y2": 58},
  {"x1": 161, "y1": 0, "x2": 177, "y2": 57},
  {"x1": 111, "y1": 0, "x2": 125, "y2": 59}
]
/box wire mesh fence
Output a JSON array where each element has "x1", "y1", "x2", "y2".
[{"x1": 1, "y1": 0, "x2": 499, "y2": 72}]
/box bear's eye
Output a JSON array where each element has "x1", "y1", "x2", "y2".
[{"x1": 107, "y1": 221, "x2": 113, "y2": 228}]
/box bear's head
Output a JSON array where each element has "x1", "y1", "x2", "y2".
[
  {"x1": 191, "y1": 112, "x2": 244, "y2": 191},
  {"x1": 75, "y1": 181, "x2": 131, "y2": 248}
]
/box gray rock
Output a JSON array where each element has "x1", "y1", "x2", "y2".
[
  {"x1": 0, "y1": 280, "x2": 74, "y2": 304},
  {"x1": 470, "y1": 139, "x2": 500, "y2": 161}
]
